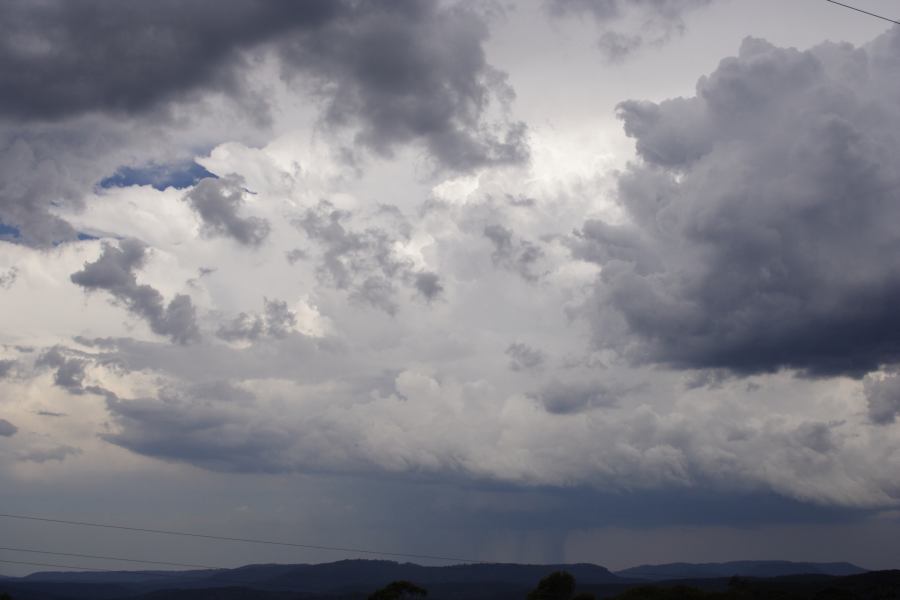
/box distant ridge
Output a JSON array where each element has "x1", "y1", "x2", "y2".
[
  {"x1": 615, "y1": 560, "x2": 868, "y2": 580},
  {"x1": 13, "y1": 559, "x2": 622, "y2": 593}
]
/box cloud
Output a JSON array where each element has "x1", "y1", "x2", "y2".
[
  {"x1": 545, "y1": 0, "x2": 715, "y2": 61},
  {"x1": 0, "y1": 0, "x2": 341, "y2": 121},
  {"x1": 0, "y1": 418, "x2": 17, "y2": 437},
  {"x1": 101, "y1": 382, "x2": 296, "y2": 474},
  {"x1": 0, "y1": 359, "x2": 16, "y2": 378},
  {"x1": 414, "y1": 272, "x2": 444, "y2": 302},
  {"x1": 506, "y1": 342, "x2": 546, "y2": 372},
  {"x1": 297, "y1": 201, "x2": 442, "y2": 313},
  {"x1": 278, "y1": 0, "x2": 529, "y2": 171},
  {"x1": 0, "y1": 0, "x2": 527, "y2": 246},
  {"x1": 0, "y1": 0, "x2": 525, "y2": 169},
  {"x1": 0, "y1": 266, "x2": 17, "y2": 289},
  {"x1": 577, "y1": 31, "x2": 900, "y2": 376},
  {"x1": 36, "y1": 410, "x2": 66, "y2": 418},
  {"x1": 536, "y1": 379, "x2": 619, "y2": 414},
  {"x1": 86, "y1": 366, "x2": 900, "y2": 508},
  {"x1": 484, "y1": 224, "x2": 546, "y2": 281},
  {"x1": 864, "y1": 372, "x2": 900, "y2": 425},
  {"x1": 0, "y1": 134, "x2": 85, "y2": 246},
  {"x1": 183, "y1": 176, "x2": 271, "y2": 246},
  {"x1": 217, "y1": 298, "x2": 298, "y2": 343},
  {"x1": 70, "y1": 239, "x2": 200, "y2": 344},
  {"x1": 18, "y1": 444, "x2": 82, "y2": 463},
  {"x1": 36, "y1": 347, "x2": 87, "y2": 393}
]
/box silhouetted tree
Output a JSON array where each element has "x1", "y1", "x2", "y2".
[
  {"x1": 368, "y1": 580, "x2": 428, "y2": 600},
  {"x1": 528, "y1": 571, "x2": 576, "y2": 600},
  {"x1": 572, "y1": 592, "x2": 596, "y2": 600}
]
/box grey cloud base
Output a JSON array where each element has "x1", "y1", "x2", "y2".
[{"x1": 577, "y1": 31, "x2": 900, "y2": 377}]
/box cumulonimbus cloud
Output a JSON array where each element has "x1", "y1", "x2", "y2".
[{"x1": 576, "y1": 30, "x2": 900, "y2": 377}]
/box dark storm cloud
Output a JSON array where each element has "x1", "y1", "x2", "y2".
[
  {"x1": 545, "y1": 0, "x2": 715, "y2": 61},
  {"x1": 70, "y1": 239, "x2": 200, "y2": 344},
  {"x1": 216, "y1": 298, "x2": 298, "y2": 343},
  {"x1": 506, "y1": 342, "x2": 546, "y2": 372},
  {"x1": 101, "y1": 382, "x2": 296, "y2": 473},
  {"x1": 0, "y1": 418, "x2": 17, "y2": 437},
  {"x1": 578, "y1": 31, "x2": 900, "y2": 377},
  {"x1": 0, "y1": 0, "x2": 525, "y2": 170},
  {"x1": 297, "y1": 201, "x2": 443, "y2": 313},
  {"x1": 0, "y1": 0, "x2": 340, "y2": 120},
  {"x1": 536, "y1": 379, "x2": 619, "y2": 414},
  {"x1": 0, "y1": 0, "x2": 527, "y2": 245},
  {"x1": 183, "y1": 176, "x2": 271, "y2": 246},
  {"x1": 278, "y1": 0, "x2": 529, "y2": 171}
]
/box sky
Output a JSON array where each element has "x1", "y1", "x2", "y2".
[{"x1": 1, "y1": 0, "x2": 900, "y2": 576}]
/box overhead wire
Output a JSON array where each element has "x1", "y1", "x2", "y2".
[
  {"x1": 0, "y1": 546, "x2": 222, "y2": 571},
  {"x1": 823, "y1": 0, "x2": 900, "y2": 25},
  {"x1": 0, "y1": 513, "x2": 484, "y2": 564},
  {"x1": 0, "y1": 556, "x2": 306, "y2": 589},
  {"x1": 0, "y1": 559, "x2": 107, "y2": 573}
]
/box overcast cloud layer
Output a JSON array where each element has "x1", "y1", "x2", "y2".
[{"x1": 2, "y1": 0, "x2": 900, "y2": 575}]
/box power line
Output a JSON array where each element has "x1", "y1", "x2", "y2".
[
  {"x1": 0, "y1": 513, "x2": 483, "y2": 564},
  {"x1": 0, "y1": 556, "x2": 263, "y2": 588},
  {"x1": 0, "y1": 547, "x2": 327, "y2": 588},
  {"x1": 824, "y1": 0, "x2": 900, "y2": 25},
  {"x1": 0, "y1": 546, "x2": 222, "y2": 571},
  {"x1": 0, "y1": 559, "x2": 106, "y2": 572}
]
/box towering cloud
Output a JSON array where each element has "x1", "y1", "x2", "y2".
[{"x1": 577, "y1": 30, "x2": 900, "y2": 377}]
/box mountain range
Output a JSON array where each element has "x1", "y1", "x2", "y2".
[{"x1": 0, "y1": 558, "x2": 880, "y2": 600}]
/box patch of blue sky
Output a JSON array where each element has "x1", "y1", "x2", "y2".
[
  {"x1": 0, "y1": 222, "x2": 21, "y2": 238},
  {"x1": 100, "y1": 161, "x2": 216, "y2": 191}
]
